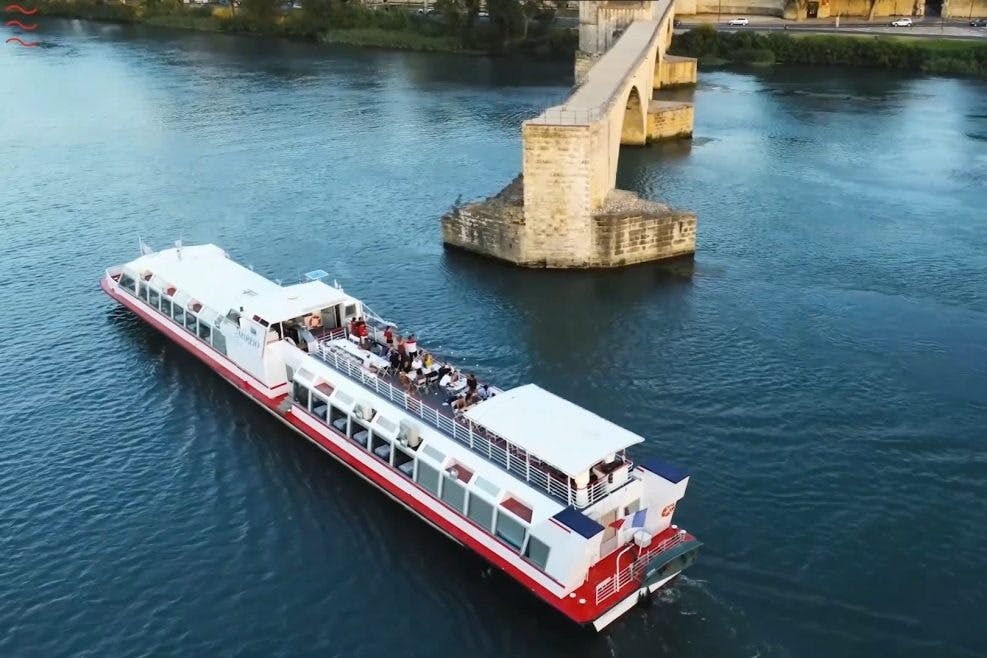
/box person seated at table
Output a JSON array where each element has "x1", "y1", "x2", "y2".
[
  {"x1": 423, "y1": 351, "x2": 434, "y2": 369},
  {"x1": 452, "y1": 390, "x2": 479, "y2": 412},
  {"x1": 411, "y1": 355, "x2": 423, "y2": 372},
  {"x1": 406, "y1": 334, "x2": 418, "y2": 357},
  {"x1": 476, "y1": 383, "x2": 491, "y2": 401},
  {"x1": 466, "y1": 372, "x2": 477, "y2": 393},
  {"x1": 436, "y1": 364, "x2": 451, "y2": 380},
  {"x1": 399, "y1": 370, "x2": 412, "y2": 392},
  {"x1": 440, "y1": 369, "x2": 460, "y2": 390}
]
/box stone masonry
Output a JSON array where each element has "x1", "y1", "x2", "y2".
[{"x1": 443, "y1": 1, "x2": 699, "y2": 269}]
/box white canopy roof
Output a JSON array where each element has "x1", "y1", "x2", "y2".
[
  {"x1": 464, "y1": 384, "x2": 644, "y2": 477},
  {"x1": 125, "y1": 244, "x2": 351, "y2": 323}
]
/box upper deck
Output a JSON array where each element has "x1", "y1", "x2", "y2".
[{"x1": 312, "y1": 333, "x2": 639, "y2": 510}]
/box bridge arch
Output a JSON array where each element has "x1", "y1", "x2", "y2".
[{"x1": 620, "y1": 85, "x2": 646, "y2": 146}]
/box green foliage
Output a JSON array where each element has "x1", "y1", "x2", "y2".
[
  {"x1": 34, "y1": 0, "x2": 577, "y2": 57},
  {"x1": 38, "y1": 0, "x2": 138, "y2": 22},
  {"x1": 239, "y1": 0, "x2": 277, "y2": 27},
  {"x1": 670, "y1": 27, "x2": 987, "y2": 76}
]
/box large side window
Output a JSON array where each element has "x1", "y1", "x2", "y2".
[
  {"x1": 440, "y1": 475, "x2": 466, "y2": 512},
  {"x1": 495, "y1": 512, "x2": 527, "y2": 552},
  {"x1": 197, "y1": 322, "x2": 211, "y2": 342},
  {"x1": 172, "y1": 303, "x2": 185, "y2": 324},
  {"x1": 148, "y1": 287, "x2": 160, "y2": 309},
  {"x1": 415, "y1": 462, "x2": 440, "y2": 496},
  {"x1": 467, "y1": 494, "x2": 494, "y2": 532},
  {"x1": 212, "y1": 325, "x2": 227, "y2": 354},
  {"x1": 524, "y1": 536, "x2": 551, "y2": 570},
  {"x1": 293, "y1": 382, "x2": 310, "y2": 408},
  {"x1": 119, "y1": 274, "x2": 137, "y2": 294}
]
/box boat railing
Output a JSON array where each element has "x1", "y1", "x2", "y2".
[
  {"x1": 313, "y1": 338, "x2": 627, "y2": 509},
  {"x1": 593, "y1": 530, "x2": 690, "y2": 605}
]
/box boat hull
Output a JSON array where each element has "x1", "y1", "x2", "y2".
[{"x1": 101, "y1": 274, "x2": 680, "y2": 631}]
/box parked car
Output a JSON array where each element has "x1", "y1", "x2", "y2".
[
  {"x1": 727, "y1": 17, "x2": 749, "y2": 26},
  {"x1": 889, "y1": 17, "x2": 913, "y2": 27},
  {"x1": 970, "y1": 18, "x2": 987, "y2": 26}
]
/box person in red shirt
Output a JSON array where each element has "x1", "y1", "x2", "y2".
[{"x1": 384, "y1": 325, "x2": 394, "y2": 347}]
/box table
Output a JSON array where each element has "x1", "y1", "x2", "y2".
[{"x1": 331, "y1": 339, "x2": 389, "y2": 372}]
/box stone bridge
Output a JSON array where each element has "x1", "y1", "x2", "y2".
[{"x1": 442, "y1": 0, "x2": 699, "y2": 269}]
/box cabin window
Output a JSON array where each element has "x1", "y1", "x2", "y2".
[
  {"x1": 524, "y1": 536, "x2": 551, "y2": 570},
  {"x1": 197, "y1": 322, "x2": 211, "y2": 342},
  {"x1": 440, "y1": 474, "x2": 466, "y2": 512},
  {"x1": 467, "y1": 494, "x2": 494, "y2": 532},
  {"x1": 311, "y1": 395, "x2": 328, "y2": 422},
  {"x1": 370, "y1": 432, "x2": 392, "y2": 463},
  {"x1": 138, "y1": 281, "x2": 148, "y2": 301},
  {"x1": 624, "y1": 499, "x2": 640, "y2": 517},
  {"x1": 350, "y1": 419, "x2": 370, "y2": 446},
  {"x1": 148, "y1": 288, "x2": 160, "y2": 308},
  {"x1": 329, "y1": 406, "x2": 349, "y2": 435},
  {"x1": 393, "y1": 448, "x2": 415, "y2": 479},
  {"x1": 119, "y1": 274, "x2": 136, "y2": 294},
  {"x1": 172, "y1": 303, "x2": 185, "y2": 324},
  {"x1": 184, "y1": 312, "x2": 198, "y2": 333},
  {"x1": 415, "y1": 462, "x2": 440, "y2": 496},
  {"x1": 212, "y1": 326, "x2": 227, "y2": 354},
  {"x1": 344, "y1": 303, "x2": 357, "y2": 319},
  {"x1": 293, "y1": 382, "x2": 310, "y2": 408},
  {"x1": 161, "y1": 298, "x2": 173, "y2": 317},
  {"x1": 495, "y1": 512, "x2": 527, "y2": 552}
]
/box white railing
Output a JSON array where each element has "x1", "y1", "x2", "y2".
[
  {"x1": 313, "y1": 339, "x2": 625, "y2": 509},
  {"x1": 593, "y1": 530, "x2": 690, "y2": 605}
]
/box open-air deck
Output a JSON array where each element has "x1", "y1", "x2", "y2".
[{"x1": 310, "y1": 332, "x2": 638, "y2": 510}]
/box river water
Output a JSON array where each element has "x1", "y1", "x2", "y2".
[{"x1": 1, "y1": 19, "x2": 985, "y2": 658}]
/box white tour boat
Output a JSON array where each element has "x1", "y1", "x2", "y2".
[{"x1": 101, "y1": 242, "x2": 701, "y2": 631}]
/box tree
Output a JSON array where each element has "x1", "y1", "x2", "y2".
[
  {"x1": 487, "y1": 0, "x2": 523, "y2": 43},
  {"x1": 240, "y1": 0, "x2": 278, "y2": 25}
]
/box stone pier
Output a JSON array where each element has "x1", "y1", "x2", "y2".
[{"x1": 442, "y1": 0, "x2": 698, "y2": 269}]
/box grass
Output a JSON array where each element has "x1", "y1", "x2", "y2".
[
  {"x1": 143, "y1": 13, "x2": 222, "y2": 31},
  {"x1": 319, "y1": 27, "x2": 469, "y2": 53}
]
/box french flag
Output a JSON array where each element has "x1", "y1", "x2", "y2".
[{"x1": 609, "y1": 508, "x2": 648, "y2": 530}]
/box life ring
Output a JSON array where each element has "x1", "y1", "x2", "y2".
[{"x1": 661, "y1": 503, "x2": 676, "y2": 517}]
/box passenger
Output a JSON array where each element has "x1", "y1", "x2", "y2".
[
  {"x1": 476, "y1": 383, "x2": 491, "y2": 401},
  {"x1": 384, "y1": 325, "x2": 394, "y2": 347},
  {"x1": 411, "y1": 355, "x2": 423, "y2": 371},
  {"x1": 389, "y1": 348, "x2": 401, "y2": 371},
  {"x1": 399, "y1": 370, "x2": 412, "y2": 392},
  {"x1": 406, "y1": 334, "x2": 418, "y2": 357},
  {"x1": 466, "y1": 372, "x2": 477, "y2": 393},
  {"x1": 452, "y1": 391, "x2": 478, "y2": 411},
  {"x1": 423, "y1": 351, "x2": 434, "y2": 369}
]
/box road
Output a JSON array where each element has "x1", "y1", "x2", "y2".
[{"x1": 677, "y1": 14, "x2": 987, "y2": 39}]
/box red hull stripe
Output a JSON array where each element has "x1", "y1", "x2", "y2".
[{"x1": 100, "y1": 277, "x2": 622, "y2": 624}]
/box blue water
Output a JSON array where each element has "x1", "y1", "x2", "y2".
[{"x1": 1, "y1": 20, "x2": 985, "y2": 658}]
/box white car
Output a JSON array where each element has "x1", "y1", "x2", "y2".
[
  {"x1": 727, "y1": 17, "x2": 749, "y2": 26},
  {"x1": 890, "y1": 17, "x2": 913, "y2": 26}
]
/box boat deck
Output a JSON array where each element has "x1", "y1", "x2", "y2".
[{"x1": 308, "y1": 336, "x2": 588, "y2": 508}]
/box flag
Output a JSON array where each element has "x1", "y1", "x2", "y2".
[{"x1": 609, "y1": 508, "x2": 648, "y2": 531}]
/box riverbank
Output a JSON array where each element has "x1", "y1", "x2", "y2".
[
  {"x1": 670, "y1": 26, "x2": 987, "y2": 75},
  {"x1": 19, "y1": 0, "x2": 576, "y2": 57}
]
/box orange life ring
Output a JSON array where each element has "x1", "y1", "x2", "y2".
[{"x1": 661, "y1": 503, "x2": 676, "y2": 517}]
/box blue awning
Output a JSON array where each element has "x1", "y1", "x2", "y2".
[
  {"x1": 552, "y1": 506, "x2": 604, "y2": 539},
  {"x1": 639, "y1": 458, "x2": 688, "y2": 484}
]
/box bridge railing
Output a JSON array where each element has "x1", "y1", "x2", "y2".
[
  {"x1": 525, "y1": 0, "x2": 676, "y2": 128},
  {"x1": 526, "y1": 107, "x2": 605, "y2": 126}
]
